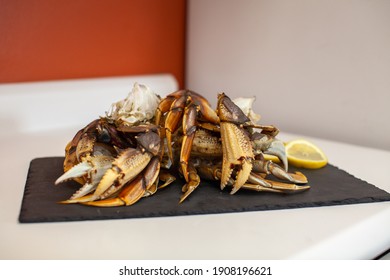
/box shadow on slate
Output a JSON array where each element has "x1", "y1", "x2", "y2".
[{"x1": 19, "y1": 157, "x2": 390, "y2": 223}]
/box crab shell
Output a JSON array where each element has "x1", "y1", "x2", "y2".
[{"x1": 106, "y1": 82, "x2": 161, "y2": 125}]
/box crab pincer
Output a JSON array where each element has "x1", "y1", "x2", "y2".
[{"x1": 217, "y1": 93, "x2": 255, "y2": 194}]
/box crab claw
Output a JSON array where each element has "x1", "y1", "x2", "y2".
[
  {"x1": 82, "y1": 156, "x2": 162, "y2": 207},
  {"x1": 55, "y1": 155, "x2": 114, "y2": 200},
  {"x1": 217, "y1": 93, "x2": 254, "y2": 194},
  {"x1": 264, "y1": 139, "x2": 288, "y2": 171},
  {"x1": 92, "y1": 148, "x2": 152, "y2": 200},
  {"x1": 83, "y1": 173, "x2": 147, "y2": 207},
  {"x1": 179, "y1": 163, "x2": 200, "y2": 203},
  {"x1": 251, "y1": 133, "x2": 288, "y2": 171},
  {"x1": 55, "y1": 161, "x2": 91, "y2": 185},
  {"x1": 252, "y1": 158, "x2": 308, "y2": 184}
]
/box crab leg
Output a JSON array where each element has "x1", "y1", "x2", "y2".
[
  {"x1": 248, "y1": 124, "x2": 280, "y2": 137},
  {"x1": 76, "y1": 134, "x2": 96, "y2": 160},
  {"x1": 217, "y1": 93, "x2": 254, "y2": 194},
  {"x1": 197, "y1": 122, "x2": 221, "y2": 133},
  {"x1": 253, "y1": 158, "x2": 308, "y2": 184},
  {"x1": 157, "y1": 169, "x2": 176, "y2": 189},
  {"x1": 247, "y1": 170, "x2": 309, "y2": 192},
  {"x1": 156, "y1": 90, "x2": 220, "y2": 161},
  {"x1": 56, "y1": 155, "x2": 114, "y2": 200},
  {"x1": 247, "y1": 172, "x2": 272, "y2": 188},
  {"x1": 91, "y1": 148, "x2": 152, "y2": 201},
  {"x1": 64, "y1": 119, "x2": 100, "y2": 162},
  {"x1": 196, "y1": 162, "x2": 309, "y2": 194},
  {"x1": 55, "y1": 161, "x2": 91, "y2": 185},
  {"x1": 240, "y1": 182, "x2": 310, "y2": 193},
  {"x1": 60, "y1": 149, "x2": 150, "y2": 204},
  {"x1": 251, "y1": 133, "x2": 288, "y2": 170},
  {"x1": 60, "y1": 130, "x2": 162, "y2": 205},
  {"x1": 155, "y1": 90, "x2": 193, "y2": 126},
  {"x1": 163, "y1": 94, "x2": 187, "y2": 161},
  {"x1": 191, "y1": 92, "x2": 220, "y2": 125},
  {"x1": 155, "y1": 95, "x2": 175, "y2": 126},
  {"x1": 264, "y1": 179, "x2": 310, "y2": 193},
  {"x1": 141, "y1": 168, "x2": 176, "y2": 197},
  {"x1": 83, "y1": 157, "x2": 161, "y2": 207},
  {"x1": 180, "y1": 103, "x2": 198, "y2": 182},
  {"x1": 263, "y1": 139, "x2": 288, "y2": 171},
  {"x1": 180, "y1": 163, "x2": 200, "y2": 203},
  {"x1": 240, "y1": 183, "x2": 285, "y2": 193},
  {"x1": 179, "y1": 93, "x2": 220, "y2": 182}
]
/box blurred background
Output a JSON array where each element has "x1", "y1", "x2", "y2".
[
  {"x1": 1, "y1": 0, "x2": 389, "y2": 150},
  {"x1": 0, "y1": 0, "x2": 186, "y2": 87}
]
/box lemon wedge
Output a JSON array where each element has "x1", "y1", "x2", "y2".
[
  {"x1": 263, "y1": 154, "x2": 281, "y2": 163},
  {"x1": 285, "y1": 139, "x2": 328, "y2": 169}
]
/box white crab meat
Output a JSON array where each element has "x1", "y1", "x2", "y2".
[
  {"x1": 106, "y1": 82, "x2": 161, "y2": 125},
  {"x1": 233, "y1": 97, "x2": 261, "y2": 124}
]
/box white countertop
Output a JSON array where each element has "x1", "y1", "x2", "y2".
[{"x1": 1, "y1": 76, "x2": 389, "y2": 259}]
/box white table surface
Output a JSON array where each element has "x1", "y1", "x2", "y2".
[{"x1": 1, "y1": 76, "x2": 389, "y2": 260}]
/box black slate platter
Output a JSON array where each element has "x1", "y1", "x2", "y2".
[{"x1": 19, "y1": 157, "x2": 390, "y2": 223}]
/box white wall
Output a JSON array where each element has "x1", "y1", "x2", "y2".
[
  {"x1": 0, "y1": 75, "x2": 178, "y2": 135},
  {"x1": 186, "y1": 0, "x2": 390, "y2": 150}
]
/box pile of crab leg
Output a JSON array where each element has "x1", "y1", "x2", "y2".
[{"x1": 55, "y1": 84, "x2": 309, "y2": 207}]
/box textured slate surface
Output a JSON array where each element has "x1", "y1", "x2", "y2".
[{"x1": 19, "y1": 157, "x2": 390, "y2": 223}]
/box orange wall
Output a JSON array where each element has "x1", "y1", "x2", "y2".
[{"x1": 0, "y1": 0, "x2": 186, "y2": 87}]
